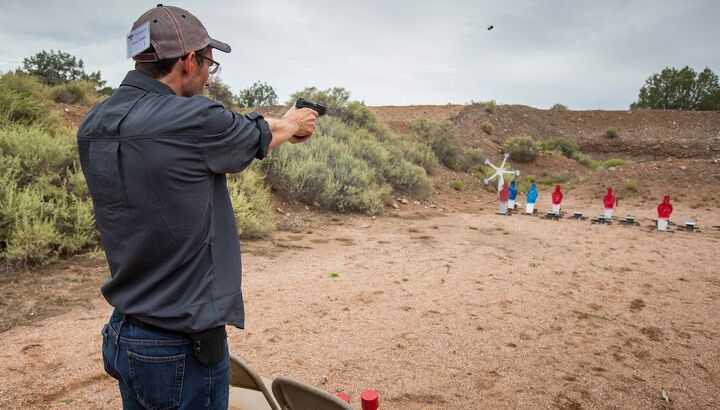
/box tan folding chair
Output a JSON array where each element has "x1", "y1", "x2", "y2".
[
  {"x1": 228, "y1": 355, "x2": 280, "y2": 410},
  {"x1": 271, "y1": 376, "x2": 354, "y2": 410}
]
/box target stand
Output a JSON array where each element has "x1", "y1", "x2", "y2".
[
  {"x1": 591, "y1": 215, "x2": 612, "y2": 225},
  {"x1": 619, "y1": 215, "x2": 640, "y2": 226},
  {"x1": 569, "y1": 212, "x2": 587, "y2": 221},
  {"x1": 675, "y1": 221, "x2": 702, "y2": 233}
]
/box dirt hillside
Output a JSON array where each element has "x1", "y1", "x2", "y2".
[{"x1": 373, "y1": 104, "x2": 720, "y2": 205}]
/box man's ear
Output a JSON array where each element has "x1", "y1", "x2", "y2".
[{"x1": 184, "y1": 51, "x2": 196, "y2": 75}]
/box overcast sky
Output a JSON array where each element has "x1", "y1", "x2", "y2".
[{"x1": 1, "y1": 1, "x2": 718, "y2": 109}]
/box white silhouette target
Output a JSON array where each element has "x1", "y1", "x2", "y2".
[{"x1": 483, "y1": 153, "x2": 520, "y2": 192}]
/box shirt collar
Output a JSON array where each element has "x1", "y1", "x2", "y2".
[{"x1": 121, "y1": 70, "x2": 176, "y2": 95}]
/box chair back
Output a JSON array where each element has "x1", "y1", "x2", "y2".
[{"x1": 272, "y1": 376, "x2": 354, "y2": 410}]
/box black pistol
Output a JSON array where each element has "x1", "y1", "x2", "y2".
[{"x1": 295, "y1": 97, "x2": 326, "y2": 116}]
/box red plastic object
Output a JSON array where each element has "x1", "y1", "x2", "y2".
[
  {"x1": 603, "y1": 188, "x2": 615, "y2": 209},
  {"x1": 498, "y1": 182, "x2": 510, "y2": 202},
  {"x1": 361, "y1": 389, "x2": 379, "y2": 410},
  {"x1": 657, "y1": 195, "x2": 673, "y2": 218},
  {"x1": 335, "y1": 392, "x2": 351, "y2": 403},
  {"x1": 551, "y1": 184, "x2": 563, "y2": 205}
]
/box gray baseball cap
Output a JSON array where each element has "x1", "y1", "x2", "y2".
[{"x1": 131, "y1": 4, "x2": 231, "y2": 62}]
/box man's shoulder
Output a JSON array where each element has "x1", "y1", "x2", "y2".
[
  {"x1": 78, "y1": 82, "x2": 235, "y2": 139},
  {"x1": 135, "y1": 94, "x2": 233, "y2": 136}
]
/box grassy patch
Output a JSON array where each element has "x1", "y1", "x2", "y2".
[
  {"x1": 572, "y1": 152, "x2": 601, "y2": 170},
  {"x1": 606, "y1": 127, "x2": 619, "y2": 138},
  {"x1": 484, "y1": 100, "x2": 496, "y2": 113},
  {"x1": 481, "y1": 121, "x2": 494, "y2": 134},
  {"x1": 450, "y1": 179, "x2": 464, "y2": 191},
  {"x1": 601, "y1": 158, "x2": 628, "y2": 169}
]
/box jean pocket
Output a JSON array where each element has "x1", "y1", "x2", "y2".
[
  {"x1": 128, "y1": 351, "x2": 185, "y2": 410},
  {"x1": 101, "y1": 324, "x2": 119, "y2": 380}
]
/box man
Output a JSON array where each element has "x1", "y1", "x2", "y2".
[{"x1": 77, "y1": 5, "x2": 318, "y2": 409}]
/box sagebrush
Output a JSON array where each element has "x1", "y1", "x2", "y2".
[{"x1": 505, "y1": 136, "x2": 539, "y2": 162}]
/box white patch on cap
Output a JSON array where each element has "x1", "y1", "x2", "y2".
[{"x1": 127, "y1": 22, "x2": 151, "y2": 59}]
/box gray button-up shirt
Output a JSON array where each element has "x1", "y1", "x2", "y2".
[{"x1": 77, "y1": 70, "x2": 272, "y2": 333}]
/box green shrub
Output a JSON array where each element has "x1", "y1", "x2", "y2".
[
  {"x1": 0, "y1": 122, "x2": 97, "y2": 266},
  {"x1": 571, "y1": 151, "x2": 601, "y2": 170},
  {"x1": 458, "y1": 148, "x2": 485, "y2": 172},
  {"x1": 56, "y1": 192, "x2": 96, "y2": 254},
  {"x1": 450, "y1": 179, "x2": 464, "y2": 191},
  {"x1": 227, "y1": 163, "x2": 275, "y2": 239},
  {"x1": 0, "y1": 73, "x2": 59, "y2": 129},
  {"x1": 606, "y1": 127, "x2": 619, "y2": 138},
  {"x1": 385, "y1": 135, "x2": 439, "y2": 173},
  {"x1": 505, "y1": 136, "x2": 539, "y2": 162},
  {"x1": 340, "y1": 101, "x2": 391, "y2": 138},
  {"x1": 539, "y1": 137, "x2": 579, "y2": 158},
  {"x1": 625, "y1": 179, "x2": 637, "y2": 191},
  {"x1": 3, "y1": 214, "x2": 61, "y2": 264},
  {"x1": 0, "y1": 72, "x2": 50, "y2": 103},
  {"x1": 0, "y1": 90, "x2": 41, "y2": 125},
  {"x1": 383, "y1": 159, "x2": 432, "y2": 198},
  {"x1": 484, "y1": 100, "x2": 496, "y2": 113},
  {"x1": 50, "y1": 80, "x2": 99, "y2": 105},
  {"x1": 0, "y1": 87, "x2": 48, "y2": 125},
  {"x1": 0, "y1": 124, "x2": 75, "y2": 184},
  {"x1": 411, "y1": 119, "x2": 460, "y2": 169},
  {"x1": 550, "y1": 103, "x2": 568, "y2": 110},
  {"x1": 1, "y1": 170, "x2": 97, "y2": 265},
  {"x1": 481, "y1": 121, "x2": 494, "y2": 134},
  {"x1": 263, "y1": 134, "x2": 391, "y2": 214},
  {"x1": 601, "y1": 158, "x2": 627, "y2": 169},
  {"x1": 67, "y1": 163, "x2": 89, "y2": 197},
  {"x1": 314, "y1": 116, "x2": 433, "y2": 198}
]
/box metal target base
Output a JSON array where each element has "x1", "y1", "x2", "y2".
[
  {"x1": 619, "y1": 216, "x2": 640, "y2": 226},
  {"x1": 541, "y1": 212, "x2": 562, "y2": 220},
  {"x1": 591, "y1": 215, "x2": 612, "y2": 225},
  {"x1": 678, "y1": 221, "x2": 701, "y2": 232},
  {"x1": 569, "y1": 212, "x2": 587, "y2": 221}
]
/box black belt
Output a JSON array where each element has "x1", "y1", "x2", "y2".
[{"x1": 123, "y1": 314, "x2": 227, "y2": 367}]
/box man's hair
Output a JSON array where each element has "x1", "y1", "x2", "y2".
[{"x1": 135, "y1": 46, "x2": 211, "y2": 79}]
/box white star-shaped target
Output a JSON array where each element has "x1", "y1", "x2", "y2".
[{"x1": 483, "y1": 153, "x2": 520, "y2": 192}]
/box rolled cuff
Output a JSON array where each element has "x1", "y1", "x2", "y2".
[{"x1": 246, "y1": 111, "x2": 272, "y2": 160}]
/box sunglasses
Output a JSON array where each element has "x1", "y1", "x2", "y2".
[{"x1": 196, "y1": 53, "x2": 220, "y2": 74}]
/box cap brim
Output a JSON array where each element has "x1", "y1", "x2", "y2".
[{"x1": 210, "y1": 38, "x2": 231, "y2": 53}]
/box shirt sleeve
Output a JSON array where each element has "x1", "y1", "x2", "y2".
[{"x1": 201, "y1": 103, "x2": 273, "y2": 174}]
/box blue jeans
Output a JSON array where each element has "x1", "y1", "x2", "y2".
[{"x1": 102, "y1": 310, "x2": 229, "y2": 410}]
